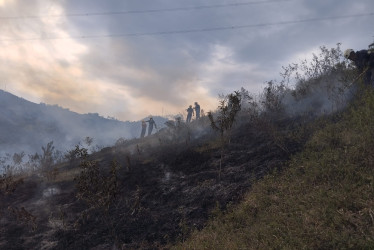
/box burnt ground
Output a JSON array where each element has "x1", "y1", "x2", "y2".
[{"x1": 0, "y1": 115, "x2": 311, "y2": 249}]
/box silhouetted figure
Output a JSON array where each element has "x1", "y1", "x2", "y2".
[
  {"x1": 140, "y1": 120, "x2": 147, "y2": 138},
  {"x1": 194, "y1": 102, "x2": 201, "y2": 119},
  {"x1": 186, "y1": 105, "x2": 194, "y2": 123},
  {"x1": 146, "y1": 117, "x2": 157, "y2": 136},
  {"x1": 344, "y1": 48, "x2": 374, "y2": 85}
]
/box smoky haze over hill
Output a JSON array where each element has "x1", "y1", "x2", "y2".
[{"x1": 0, "y1": 90, "x2": 167, "y2": 155}]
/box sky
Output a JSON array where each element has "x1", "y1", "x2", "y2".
[{"x1": 0, "y1": 0, "x2": 373, "y2": 121}]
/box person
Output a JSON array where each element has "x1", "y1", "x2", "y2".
[
  {"x1": 140, "y1": 120, "x2": 147, "y2": 138},
  {"x1": 146, "y1": 117, "x2": 157, "y2": 136},
  {"x1": 344, "y1": 48, "x2": 374, "y2": 86},
  {"x1": 194, "y1": 102, "x2": 201, "y2": 119},
  {"x1": 186, "y1": 105, "x2": 194, "y2": 123}
]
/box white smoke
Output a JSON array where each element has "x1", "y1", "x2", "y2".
[{"x1": 281, "y1": 74, "x2": 353, "y2": 117}]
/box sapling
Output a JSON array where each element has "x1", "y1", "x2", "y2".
[{"x1": 208, "y1": 91, "x2": 241, "y2": 180}]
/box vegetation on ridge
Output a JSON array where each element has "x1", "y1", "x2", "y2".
[
  {"x1": 174, "y1": 56, "x2": 374, "y2": 249},
  {"x1": 2, "y1": 44, "x2": 373, "y2": 249}
]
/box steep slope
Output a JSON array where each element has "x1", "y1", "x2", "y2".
[
  {"x1": 1, "y1": 45, "x2": 363, "y2": 249},
  {"x1": 175, "y1": 89, "x2": 374, "y2": 249},
  {"x1": 0, "y1": 111, "x2": 310, "y2": 249},
  {"x1": 2, "y1": 87, "x2": 368, "y2": 248}
]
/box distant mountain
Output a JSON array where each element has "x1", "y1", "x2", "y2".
[{"x1": 0, "y1": 90, "x2": 167, "y2": 155}]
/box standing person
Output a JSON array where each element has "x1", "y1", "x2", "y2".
[
  {"x1": 186, "y1": 105, "x2": 194, "y2": 123},
  {"x1": 146, "y1": 117, "x2": 157, "y2": 136},
  {"x1": 194, "y1": 102, "x2": 201, "y2": 119},
  {"x1": 140, "y1": 120, "x2": 147, "y2": 138},
  {"x1": 344, "y1": 48, "x2": 374, "y2": 85}
]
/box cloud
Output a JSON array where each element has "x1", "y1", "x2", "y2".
[
  {"x1": 0, "y1": 0, "x2": 373, "y2": 121},
  {"x1": 197, "y1": 44, "x2": 265, "y2": 94}
]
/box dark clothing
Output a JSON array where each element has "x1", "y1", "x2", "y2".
[
  {"x1": 194, "y1": 104, "x2": 201, "y2": 119},
  {"x1": 353, "y1": 50, "x2": 374, "y2": 85},
  {"x1": 354, "y1": 50, "x2": 371, "y2": 71},
  {"x1": 140, "y1": 122, "x2": 147, "y2": 138},
  {"x1": 146, "y1": 118, "x2": 157, "y2": 136},
  {"x1": 186, "y1": 107, "x2": 194, "y2": 123}
]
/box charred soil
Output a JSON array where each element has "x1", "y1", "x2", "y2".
[{"x1": 0, "y1": 116, "x2": 314, "y2": 249}]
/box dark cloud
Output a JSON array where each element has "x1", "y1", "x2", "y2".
[{"x1": 1, "y1": 0, "x2": 373, "y2": 121}]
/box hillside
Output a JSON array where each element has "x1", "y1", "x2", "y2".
[
  {"x1": 175, "y1": 88, "x2": 374, "y2": 249},
  {"x1": 3, "y1": 85, "x2": 372, "y2": 249},
  {"x1": 0, "y1": 104, "x2": 310, "y2": 249},
  {"x1": 0, "y1": 90, "x2": 166, "y2": 155},
  {"x1": 1, "y1": 45, "x2": 372, "y2": 249}
]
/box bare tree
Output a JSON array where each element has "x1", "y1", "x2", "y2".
[{"x1": 208, "y1": 91, "x2": 241, "y2": 180}]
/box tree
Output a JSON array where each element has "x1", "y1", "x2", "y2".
[
  {"x1": 208, "y1": 91, "x2": 241, "y2": 180},
  {"x1": 40, "y1": 141, "x2": 59, "y2": 180}
]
